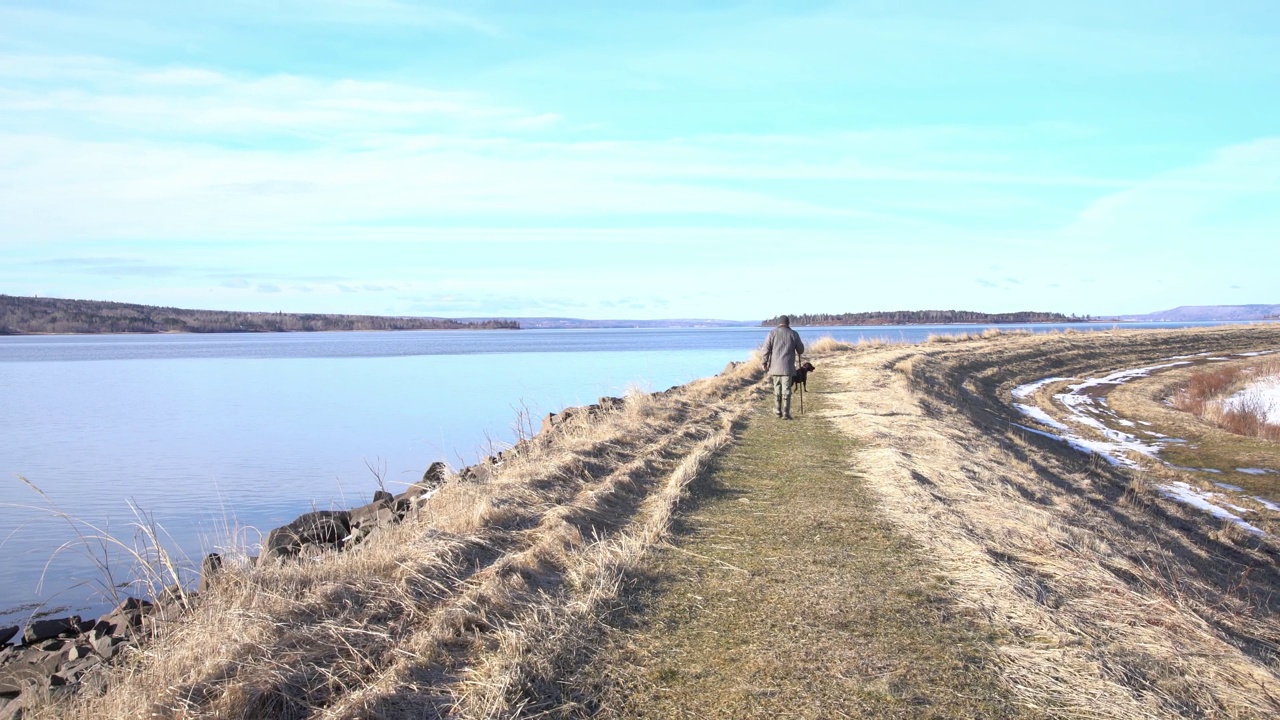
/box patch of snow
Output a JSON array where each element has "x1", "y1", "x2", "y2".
[
  {"x1": 1254, "y1": 496, "x2": 1280, "y2": 512},
  {"x1": 1237, "y1": 468, "x2": 1276, "y2": 475},
  {"x1": 1012, "y1": 377, "x2": 1071, "y2": 399},
  {"x1": 1208, "y1": 357, "x2": 1231, "y2": 361},
  {"x1": 1158, "y1": 482, "x2": 1264, "y2": 534},
  {"x1": 1013, "y1": 403, "x2": 1070, "y2": 431},
  {"x1": 1011, "y1": 355, "x2": 1260, "y2": 472},
  {"x1": 1012, "y1": 423, "x2": 1066, "y2": 442},
  {"x1": 1239, "y1": 350, "x2": 1278, "y2": 357},
  {"x1": 1222, "y1": 377, "x2": 1280, "y2": 425},
  {"x1": 1214, "y1": 482, "x2": 1245, "y2": 492}
]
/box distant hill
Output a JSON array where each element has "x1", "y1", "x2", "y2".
[
  {"x1": 0, "y1": 295, "x2": 519, "y2": 335},
  {"x1": 761, "y1": 310, "x2": 1088, "y2": 327},
  {"x1": 1106, "y1": 305, "x2": 1280, "y2": 322},
  {"x1": 475, "y1": 317, "x2": 759, "y2": 329}
]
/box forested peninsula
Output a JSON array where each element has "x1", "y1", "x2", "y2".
[
  {"x1": 0, "y1": 295, "x2": 519, "y2": 334},
  {"x1": 761, "y1": 310, "x2": 1089, "y2": 327}
]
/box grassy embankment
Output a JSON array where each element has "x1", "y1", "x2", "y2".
[
  {"x1": 575, "y1": 376, "x2": 1033, "y2": 718},
  {"x1": 826, "y1": 325, "x2": 1280, "y2": 718},
  {"x1": 33, "y1": 324, "x2": 1280, "y2": 719}
]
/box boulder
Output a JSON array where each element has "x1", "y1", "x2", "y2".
[
  {"x1": 0, "y1": 647, "x2": 62, "y2": 694},
  {"x1": 420, "y1": 461, "x2": 447, "y2": 489},
  {"x1": 0, "y1": 628, "x2": 15, "y2": 646},
  {"x1": 93, "y1": 597, "x2": 151, "y2": 638},
  {"x1": 198, "y1": 553, "x2": 223, "y2": 593},
  {"x1": 349, "y1": 499, "x2": 393, "y2": 529},
  {"x1": 21, "y1": 617, "x2": 80, "y2": 645},
  {"x1": 263, "y1": 510, "x2": 351, "y2": 558},
  {"x1": 540, "y1": 408, "x2": 575, "y2": 434},
  {"x1": 371, "y1": 489, "x2": 394, "y2": 505},
  {"x1": 458, "y1": 463, "x2": 490, "y2": 484}
]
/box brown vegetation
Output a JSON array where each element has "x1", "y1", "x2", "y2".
[
  {"x1": 1170, "y1": 358, "x2": 1280, "y2": 442},
  {"x1": 820, "y1": 325, "x2": 1280, "y2": 717}
]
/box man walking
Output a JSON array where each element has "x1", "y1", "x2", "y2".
[{"x1": 761, "y1": 315, "x2": 804, "y2": 420}]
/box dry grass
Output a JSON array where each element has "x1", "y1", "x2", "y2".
[
  {"x1": 806, "y1": 334, "x2": 899, "y2": 354},
  {"x1": 39, "y1": 363, "x2": 762, "y2": 719},
  {"x1": 804, "y1": 335, "x2": 853, "y2": 353},
  {"x1": 1182, "y1": 359, "x2": 1280, "y2": 442},
  {"x1": 1170, "y1": 358, "x2": 1280, "y2": 439},
  {"x1": 575, "y1": 383, "x2": 1038, "y2": 719},
  {"x1": 821, "y1": 326, "x2": 1280, "y2": 718},
  {"x1": 31, "y1": 327, "x2": 1280, "y2": 719}
]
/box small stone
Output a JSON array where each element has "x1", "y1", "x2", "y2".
[{"x1": 63, "y1": 645, "x2": 92, "y2": 663}]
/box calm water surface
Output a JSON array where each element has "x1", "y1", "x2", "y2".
[{"x1": 0, "y1": 322, "x2": 1234, "y2": 622}]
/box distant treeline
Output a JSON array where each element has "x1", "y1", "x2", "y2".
[
  {"x1": 761, "y1": 310, "x2": 1090, "y2": 327},
  {"x1": 0, "y1": 295, "x2": 519, "y2": 335}
]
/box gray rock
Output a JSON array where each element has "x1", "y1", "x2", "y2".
[
  {"x1": 0, "y1": 628, "x2": 16, "y2": 647},
  {"x1": 198, "y1": 553, "x2": 223, "y2": 593},
  {"x1": 93, "y1": 597, "x2": 151, "y2": 638},
  {"x1": 21, "y1": 616, "x2": 80, "y2": 645},
  {"x1": 0, "y1": 649, "x2": 61, "y2": 695},
  {"x1": 90, "y1": 633, "x2": 119, "y2": 659},
  {"x1": 0, "y1": 696, "x2": 23, "y2": 720},
  {"x1": 63, "y1": 645, "x2": 92, "y2": 663},
  {"x1": 263, "y1": 510, "x2": 351, "y2": 558},
  {"x1": 420, "y1": 461, "x2": 447, "y2": 488},
  {"x1": 349, "y1": 499, "x2": 392, "y2": 528},
  {"x1": 371, "y1": 489, "x2": 394, "y2": 505}
]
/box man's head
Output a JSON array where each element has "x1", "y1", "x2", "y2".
[{"x1": 778, "y1": 315, "x2": 790, "y2": 327}]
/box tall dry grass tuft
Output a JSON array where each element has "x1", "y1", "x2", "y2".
[
  {"x1": 8, "y1": 478, "x2": 198, "y2": 616},
  {"x1": 926, "y1": 331, "x2": 975, "y2": 344},
  {"x1": 806, "y1": 335, "x2": 856, "y2": 353}
]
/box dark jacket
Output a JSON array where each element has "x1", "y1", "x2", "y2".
[{"x1": 761, "y1": 325, "x2": 804, "y2": 376}]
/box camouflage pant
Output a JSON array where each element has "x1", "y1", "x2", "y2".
[{"x1": 771, "y1": 374, "x2": 794, "y2": 416}]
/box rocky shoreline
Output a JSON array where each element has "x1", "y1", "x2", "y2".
[{"x1": 0, "y1": 393, "x2": 637, "y2": 719}]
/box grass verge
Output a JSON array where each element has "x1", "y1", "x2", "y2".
[{"x1": 576, "y1": 379, "x2": 1036, "y2": 719}]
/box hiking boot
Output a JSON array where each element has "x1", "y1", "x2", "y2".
[{"x1": 783, "y1": 414, "x2": 793, "y2": 420}]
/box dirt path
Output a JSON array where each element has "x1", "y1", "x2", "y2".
[{"x1": 581, "y1": 383, "x2": 1037, "y2": 719}]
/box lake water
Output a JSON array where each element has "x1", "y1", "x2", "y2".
[{"x1": 0, "y1": 321, "x2": 1240, "y2": 623}]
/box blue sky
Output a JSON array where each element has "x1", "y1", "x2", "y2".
[{"x1": 1, "y1": 1, "x2": 1277, "y2": 319}]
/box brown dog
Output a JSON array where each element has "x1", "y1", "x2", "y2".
[
  {"x1": 793, "y1": 360, "x2": 816, "y2": 392},
  {"x1": 792, "y1": 361, "x2": 816, "y2": 414}
]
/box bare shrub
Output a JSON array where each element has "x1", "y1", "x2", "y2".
[
  {"x1": 1173, "y1": 360, "x2": 1280, "y2": 441},
  {"x1": 1172, "y1": 366, "x2": 1243, "y2": 414}
]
